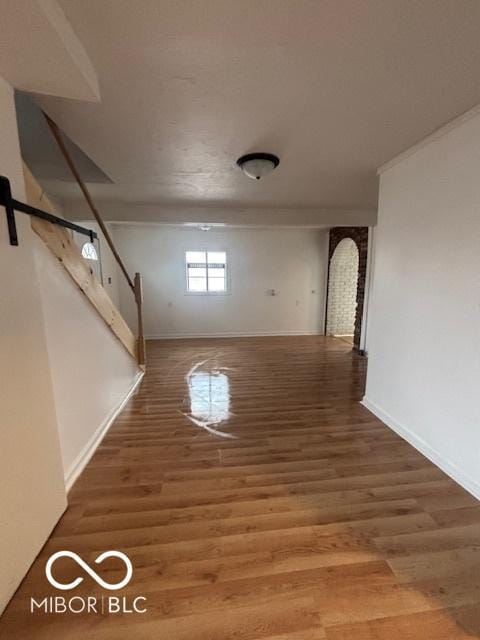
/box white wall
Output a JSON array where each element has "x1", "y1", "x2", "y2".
[
  {"x1": 364, "y1": 109, "x2": 480, "y2": 498},
  {"x1": 326, "y1": 238, "x2": 359, "y2": 336},
  {"x1": 0, "y1": 76, "x2": 66, "y2": 613},
  {"x1": 33, "y1": 241, "x2": 141, "y2": 489},
  {"x1": 19, "y1": 174, "x2": 141, "y2": 490},
  {"x1": 113, "y1": 225, "x2": 328, "y2": 338}
]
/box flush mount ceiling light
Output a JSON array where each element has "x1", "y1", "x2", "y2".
[{"x1": 236, "y1": 152, "x2": 280, "y2": 180}]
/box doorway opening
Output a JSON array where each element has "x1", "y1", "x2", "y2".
[{"x1": 325, "y1": 227, "x2": 368, "y2": 351}]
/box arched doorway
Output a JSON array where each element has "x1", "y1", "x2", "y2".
[
  {"x1": 326, "y1": 238, "x2": 359, "y2": 340},
  {"x1": 325, "y1": 227, "x2": 368, "y2": 351}
]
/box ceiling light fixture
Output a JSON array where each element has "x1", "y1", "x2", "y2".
[
  {"x1": 236, "y1": 152, "x2": 280, "y2": 180},
  {"x1": 199, "y1": 225, "x2": 211, "y2": 231}
]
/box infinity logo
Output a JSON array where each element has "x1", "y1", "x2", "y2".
[{"x1": 46, "y1": 551, "x2": 133, "y2": 591}]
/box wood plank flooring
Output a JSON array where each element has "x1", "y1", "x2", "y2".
[{"x1": 1, "y1": 336, "x2": 480, "y2": 639}]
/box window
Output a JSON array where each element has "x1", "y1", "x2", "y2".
[
  {"x1": 81, "y1": 242, "x2": 98, "y2": 261},
  {"x1": 186, "y1": 250, "x2": 227, "y2": 293}
]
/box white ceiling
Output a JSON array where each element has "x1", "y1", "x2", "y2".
[{"x1": 20, "y1": 1, "x2": 480, "y2": 213}]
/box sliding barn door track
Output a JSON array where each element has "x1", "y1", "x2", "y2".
[{"x1": 0, "y1": 175, "x2": 97, "y2": 246}]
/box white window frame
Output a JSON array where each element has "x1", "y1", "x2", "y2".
[{"x1": 185, "y1": 250, "x2": 229, "y2": 295}]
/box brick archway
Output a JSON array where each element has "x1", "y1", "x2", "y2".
[{"x1": 325, "y1": 227, "x2": 368, "y2": 351}]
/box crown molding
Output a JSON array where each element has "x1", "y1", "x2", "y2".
[{"x1": 377, "y1": 101, "x2": 480, "y2": 176}]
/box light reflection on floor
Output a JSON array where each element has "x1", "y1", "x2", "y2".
[{"x1": 183, "y1": 360, "x2": 237, "y2": 438}]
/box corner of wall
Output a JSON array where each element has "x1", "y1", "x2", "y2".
[
  {"x1": 362, "y1": 396, "x2": 480, "y2": 501},
  {"x1": 65, "y1": 368, "x2": 144, "y2": 491}
]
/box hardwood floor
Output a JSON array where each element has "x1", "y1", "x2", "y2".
[{"x1": 1, "y1": 336, "x2": 480, "y2": 639}]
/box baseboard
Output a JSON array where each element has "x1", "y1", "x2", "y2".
[
  {"x1": 146, "y1": 331, "x2": 322, "y2": 340},
  {"x1": 362, "y1": 396, "x2": 480, "y2": 501},
  {"x1": 64, "y1": 370, "x2": 145, "y2": 492}
]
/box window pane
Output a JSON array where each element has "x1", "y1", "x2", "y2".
[
  {"x1": 207, "y1": 267, "x2": 225, "y2": 279},
  {"x1": 188, "y1": 267, "x2": 207, "y2": 278},
  {"x1": 186, "y1": 251, "x2": 206, "y2": 264},
  {"x1": 208, "y1": 278, "x2": 226, "y2": 292},
  {"x1": 81, "y1": 242, "x2": 98, "y2": 261},
  {"x1": 207, "y1": 251, "x2": 226, "y2": 264},
  {"x1": 188, "y1": 277, "x2": 207, "y2": 292}
]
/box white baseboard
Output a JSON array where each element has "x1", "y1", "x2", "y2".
[
  {"x1": 362, "y1": 396, "x2": 480, "y2": 501},
  {"x1": 64, "y1": 370, "x2": 145, "y2": 492},
  {"x1": 146, "y1": 331, "x2": 323, "y2": 340}
]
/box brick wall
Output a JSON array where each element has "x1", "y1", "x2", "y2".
[
  {"x1": 326, "y1": 227, "x2": 369, "y2": 350},
  {"x1": 326, "y1": 238, "x2": 359, "y2": 336}
]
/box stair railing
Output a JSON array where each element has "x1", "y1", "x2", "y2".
[{"x1": 43, "y1": 113, "x2": 146, "y2": 367}]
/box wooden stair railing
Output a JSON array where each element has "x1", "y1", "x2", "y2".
[
  {"x1": 43, "y1": 113, "x2": 146, "y2": 367},
  {"x1": 22, "y1": 164, "x2": 144, "y2": 365},
  {"x1": 0, "y1": 115, "x2": 147, "y2": 367},
  {"x1": 134, "y1": 273, "x2": 146, "y2": 366}
]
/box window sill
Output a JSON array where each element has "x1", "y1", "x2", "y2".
[{"x1": 184, "y1": 291, "x2": 230, "y2": 296}]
